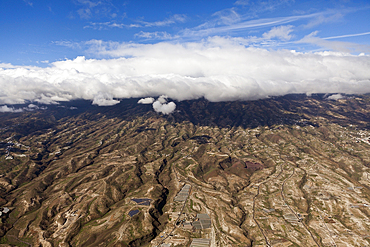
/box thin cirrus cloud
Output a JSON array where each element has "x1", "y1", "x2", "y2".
[
  {"x1": 324, "y1": 31, "x2": 370, "y2": 40},
  {"x1": 1, "y1": 37, "x2": 369, "y2": 109},
  {"x1": 138, "y1": 14, "x2": 187, "y2": 27},
  {"x1": 23, "y1": 0, "x2": 33, "y2": 7},
  {"x1": 134, "y1": 31, "x2": 175, "y2": 40},
  {"x1": 84, "y1": 22, "x2": 126, "y2": 30},
  {"x1": 132, "y1": 24, "x2": 294, "y2": 45},
  {"x1": 297, "y1": 32, "x2": 370, "y2": 53},
  {"x1": 180, "y1": 12, "x2": 318, "y2": 39},
  {"x1": 176, "y1": 5, "x2": 345, "y2": 40},
  {"x1": 84, "y1": 14, "x2": 186, "y2": 30},
  {"x1": 73, "y1": 0, "x2": 118, "y2": 19},
  {"x1": 234, "y1": 0, "x2": 294, "y2": 13}
]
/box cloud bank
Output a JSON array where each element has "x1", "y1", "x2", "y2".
[
  {"x1": 0, "y1": 105, "x2": 24, "y2": 113},
  {"x1": 0, "y1": 104, "x2": 47, "y2": 113},
  {"x1": 1, "y1": 37, "x2": 370, "y2": 107}
]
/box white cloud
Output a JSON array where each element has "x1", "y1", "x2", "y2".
[
  {"x1": 139, "y1": 95, "x2": 175, "y2": 114},
  {"x1": 327, "y1": 93, "x2": 345, "y2": 100},
  {"x1": 157, "y1": 95, "x2": 168, "y2": 104},
  {"x1": 262, "y1": 25, "x2": 293, "y2": 40},
  {"x1": 138, "y1": 97, "x2": 155, "y2": 104},
  {"x1": 152, "y1": 96, "x2": 176, "y2": 114},
  {"x1": 92, "y1": 92, "x2": 120, "y2": 106},
  {"x1": 28, "y1": 104, "x2": 38, "y2": 108},
  {"x1": 0, "y1": 37, "x2": 370, "y2": 107}
]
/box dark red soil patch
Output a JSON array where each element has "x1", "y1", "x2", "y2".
[
  {"x1": 245, "y1": 161, "x2": 264, "y2": 171},
  {"x1": 203, "y1": 169, "x2": 219, "y2": 181}
]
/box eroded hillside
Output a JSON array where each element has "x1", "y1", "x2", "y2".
[{"x1": 0, "y1": 94, "x2": 369, "y2": 247}]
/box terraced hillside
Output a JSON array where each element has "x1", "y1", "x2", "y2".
[{"x1": 0, "y1": 94, "x2": 369, "y2": 246}]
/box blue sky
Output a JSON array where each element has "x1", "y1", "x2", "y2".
[
  {"x1": 1, "y1": 0, "x2": 369, "y2": 65},
  {"x1": 0, "y1": 0, "x2": 370, "y2": 111}
]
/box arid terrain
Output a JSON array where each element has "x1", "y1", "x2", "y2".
[{"x1": 0, "y1": 94, "x2": 369, "y2": 247}]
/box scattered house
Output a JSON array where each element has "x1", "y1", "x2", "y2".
[
  {"x1": 190, "y1": 238, "x2": 211, "y2": 247},
  {"x1": 2, "y1": 207, "x2": 9, "y2": 214},
  {"x1": 183, "y1": 221, "x2": 194, "y2": 231}
]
